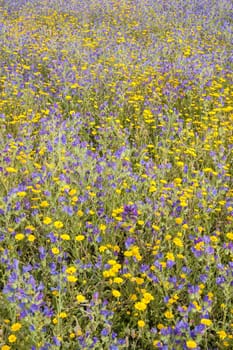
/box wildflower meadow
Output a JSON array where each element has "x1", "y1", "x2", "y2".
[{"x1": 0, "y1": 0, "x2": 233, "y2": 349}]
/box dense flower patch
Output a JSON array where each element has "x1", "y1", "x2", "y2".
[{"x1": 0, "y1": 0, "x2": 233, "y2": 349}]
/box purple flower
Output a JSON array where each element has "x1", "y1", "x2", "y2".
[
  {"x1": 188, "y1": 285, "x2": 200, "y2": 294},
  {"x1": 122, "y1": 204, "x2": 138, "y2": 220},
  {"x1": 62, "y1": 205, "x2": 74, "y2": 215},
  {"x1": 101, "y1": 328, "x2": 109, "y2": 336},
  {"x1": 216, "y1": 276, "x2": 225, "y2": 285},
  {"x1": 110, "y1": 346, "x2": 118, "y2": 350}
]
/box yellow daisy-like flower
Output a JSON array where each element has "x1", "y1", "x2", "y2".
[
  {"x1": 1, "y1": 345, "x2": 11, "y2": 350},
  {"x1": 15, "y1": 234, "x2": 25, "y2": 241},
  {"x1": 142, "y1": 292, "x2": 154, "y2": 304},
  {"x1": 54, "y1": 221, "x2": 64, "y2": 229},
  {"x1": 51, "y1": 247, "x2": 59, "y2": 255},
  {"x1": 75, "y1": 235, "x2": 85, "y2": 241},
  {"x1": 8, "y1": 334, "x2": 17, "y2": 343},
  {"x1": 134, "y1": 302, "x2": 147, "y2": 311},
  {"x1": 77, "y1": 210, "x2": 84, "y2": 217},
  {"x1": 200, "y1": 318, "x2": 212, "y2": 326},
  {"x1": 166, "y1": 252, "x2": 175, "y2": 261},
  {"x1": 135, "y1": 277, "x2": 144, "y2": 285},
  {"x1": 11, "y1": 323, "x2": 22, "y2": 331},
  {"x1": 17, "y1": 191, "x2": 27, "y2": 197},
  {"x1": 52, "y1": 318, "x2": 58, "y2": 324},
  {"x1": 6, "y1": 167, "x2": 17, "y2": 173},
  {"x1": 99, "y1": 224, "x2": 107, "y2": 231},
  {"x1": 25, "y1": 225, "x2": 35, "y2": 231},
  {"x1": 67, "y1": 275, "x2": 78, "y2": 283},
  {"x1": 226, "y1": 232, "x2": 233, "y2": 240},
  {"x1": 217, "y1": 330, "x2": 227, "y2": 340},
  {"x1": 153, "y1": 340, "x2": 160, "y2": 347},
  {"x1": 138, "y1": 320, "x2": 145, "y2": 328},
  {"x1": 60, "y1": 234, "x2": 70, "y2": 240},
  {"x1": 66, "y1": 266, "x2": 76, "y2": 274},
  {"x1": 113, "y1": 277, "x2": 123, "y2": 284},
  {"x1": 137, "y1": 220, "x2": 144, "y2": 226},
  {"x1": 186, "y1": 340, "x2": 197, "y2": 349},
  {"x1": 175, "y1": 217, "x2": 183, "y2": 224},
  {"x1": 43, "y1": 217, "x2": 52, "y2": 225},
  {"x1": 28, "y1": 234, "x2": 36, "y2": 242},
  {"x1": 69, "y1": 189, "x2": 77, "y2": 196},
  {"x1": 108, "y1": 259, "x2": 117, "y2": 265},
  {"x1": 40, "y1": 201, "x2": 49, "y2": 207},
  {"x1": 173, "y1": 237, "x2": 183, "y2": 247},
  {"x1": 112, "y1": 289, "x2": 121, "y2": 298},
  {"x1": 76, "y1": 294, "x2": 86, "y2": 303},
  {"x1": 164, "y1": 310, "x2": 174, "y2": 319}
]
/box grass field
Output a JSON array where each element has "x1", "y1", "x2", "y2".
[{"x1": 0, "y1": 0, "x2": 233, "y2": 349}]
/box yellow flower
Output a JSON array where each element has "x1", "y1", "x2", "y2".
[
  {"x1": 186, "y1": 340, "x2": 197, "y2": 349},
  {"x1": 226, "y1": 232, "x2": 233, "y2": 240},
  {"x1": 59, "y1": 312, "x2": 67, "y2": 318},
  {"x1": 166, "y1": 252, "x2": 175, "y2": 261},
  {"x1": 15, "y1": 234, "x2": 25, "y2": 241},
  {"x1": 76, "y1": 294, "x2": 86, "y2": 303},
  {"x1": 112, "y1": 289, "x2": 121, "y2": 298},
  {"x1": 1, "y1": 345, "x2": 11, "y2": 350},
  {"x1": 99, "y1": 224, "x2": 107, "y2": 231},
  {"x1": 11, "y1": 323, "x2": 22, "y2": 331},
  {"x1": 75, "y1": 235, "x2": 85, "y2": 241},
  {"x1": 52, "y1": 318, "x2": 58, "y2": 324},
  {"x1": 134, "y1": 302, "x2": 147, "y2": 311},
  {"x1": 149, "y1": 186, "x2": 157, "y2": 193},
  {"x1": 28, "y1": 234, "x2": 36, "y2": 242},
  {"x1": 173, "y1": 237, "x2": 183, "y2": 247},
  {"x1": 165, "y1": 234, "x2": 172, "y2": 240},
  {"x1": 6, "y1": 167, "x2": 17, "y2": 173},
  {"x1": 130, "y1": 294, "x2": 137, "y2": 301},
  {"x1": 8, "y1": 335, "x2": 17, "y2": 343},
  {"x1": 200, "y1": 318, "x2": 212, "y2": 326},
  {"x1": 66, "y1": 266, "x2": 76, "y2": 274},
  {"x1": 40, "y1": 201, "x2": 49, "y2": 207},
  {"x1": 175, "y1": 217, "x2": 183, "y2": 224},
  {"x1": 137, "y1": 220, "x2": 144, "y2": 226},
  {"x1": 124, "y1": 250, "x2": 133, "y2": 257},
  {"x1": 113, "y1": 277, "x2": 123, "y2": 284},
  {"x1": 25, "y1": 225, "x2": 35, "y2": 231},
  {"x1": 138, "y1": 320, "x2": 145, "y2": 328},
  {"x1": 157, "y1": 323, "x2": 164, "y2": 330},
  {"x1": 142, "y1": 292, "x2": 154, "y2": 304},
  {"x1": 217, "y1": 330, "x2": 227, "y2": 340},
  {"x1": 103, "y1": 271, "x2": 110, "y2": 278},
  {"x1": 67, "y1": 275, "x2": 78, "y2": 283},
  {"x1": 153, "y1": 340, "x2": 160, "y2": 347},
  {"x1": 164, "y1": 310, "x2": 174, "y2": 319},
  {"x1": 61, "y1": 234, "x2": 70, "y2": 240},
  {"x1": 17, "y1": 191, "x2": 27, "y2": 197},
  {"x1": 108, "y1": 259, "x2": 117, "y2": 265},
  {"x1": 54, "y1": 221, "x2": 63, "y2": 229},
  {"x1": 135, "y1": 277, "x2": 144, "y2": 285},
  {"x1": 43, "y1": 217, "x2": 52, "y2": 225},
  {"x1": 69, "y1": 189, "x2": 77, "y2": 196},
  {"x1": 51, "y1": 247, "x2": 59, "y2": 255}
]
